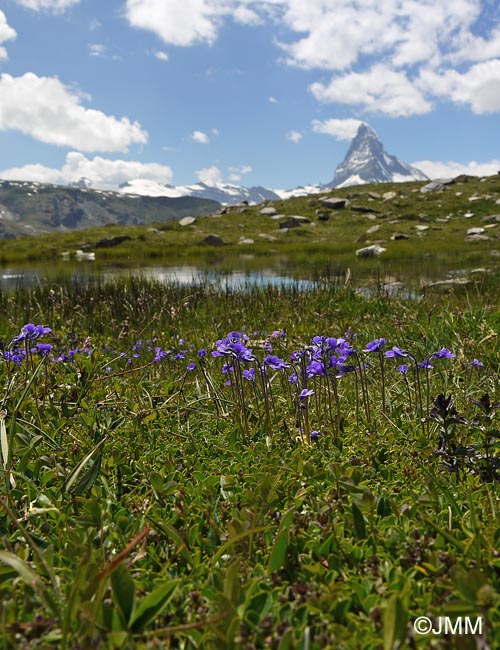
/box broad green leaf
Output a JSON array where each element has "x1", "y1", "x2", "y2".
[
  {"x1": 111, "y1": 564, "x2": 136, "y2": 624},
  {"x1": 0, "y1": 550, "x2": 39, "y2": 585},
  {"x1": 383, "y1": 595, "x2": 407, "y2": 650},
  {"x1": 63, "y1": 437, "x2": 106, "y2": 495},
  {"x1": 269, "y1": 528, "x2": 289, "y2": 573},
  {"x1": 352, "y1": 503, "x2": 366, "y2": 540},
  {"x1": 223, "y1": 561, "x2": 241, "y2": 604},
  {"x1": 130, "y1": 579, "x2": 179, "y2": 633},
  {"x1": 0, "y1": 412, "x2": 8, "y2": 468}
]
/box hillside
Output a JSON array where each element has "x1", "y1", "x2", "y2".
[{"x1": 0, "y1": 180, "x2": 220, "y2": 238}]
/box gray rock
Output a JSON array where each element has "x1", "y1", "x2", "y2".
[
  {"x1": 467, "y1": 227, "x2": 486, "y2": 235},
  {"x1": 368, "y1": 192, "x2": 381, "y2": 200},
  {"x1": 179, "y1": 216, "x2": 196, "y2": 226},
  {"x1": 481, "y1": 214, "x2": 500, "y2": 222},
  {"x1": 420, "y1": 181, "x2": 446, "y2": 193},
  {"x1": 258, "y1": 233, "x2": 277, "y2": 241},
  {"x1": 466, "y1": 234, "x2": 490, "y2": 242},
  {"x1": 260, "y1": 207, "x2": 277, "y2": 216},
  {"x1": 366, "y1": 225, "x2": 380, "y2": 234},
  {"x1": 202, "y1": 234, "x2": 226, "y2": 246},
  {"x1": 238, "y1": 238, "x2": 254, "y2": 245},
  {"x1": 270, "y1": 214, "x2": 286, "y2": 220},
  {"x1": 414, "y1": 225, "x2": 429, "y2": 231},
  {"x1": 94, "y1": 235, "x2": 132, "y2": 248},
  {"x1": 319, "y1": 197, "x2": 349, "y2": 209},
  {"x1": 316, "y1": 211, "x2": 330, "y2": 221},
  {"x1": 288, "y1": 215, "x2": 311, "y2": 223},
  {"x1": 355, "y1": 244, "x2": 386, "y2": 258},
  {"x1": 383, "y1": 191, "x2": 397, "y2": 201},
  {"x1": 351, "y1": 205, "x2": 381, "y2": 214},
  {"x1": 391, "y1": 233, "x2": 410, "y2": 240},
  {"x1": 279, "y1": 217, "x2": 303, "y2": 229}
]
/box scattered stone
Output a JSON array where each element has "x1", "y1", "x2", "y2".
[
  {"x1": 316, "y1": 211, "x2": 330, "y2": 221},
  {"x1": 202, "y1": 234, "x2": 226, "y2": 246},
  {"x1": 464, "y1": 211, "x2": 475, "y2": 218},
  {"x1": 368, "y1": 192, "x2": 381, "y2": 200},
  {"x1": 148, "y1": 227, "x2": 163, "y2": 234},
  {"x1": 179, "y1": 216, "x2": 196, "y2": 226},
  {"x1": 61, "y1": 251, "x2": 70, "y2": 260},
  {"x1": 435, "y1": 218, "x2": 449, "y2": 223},
  {"x1": 391, "y1": 233, "x2": 410, "y2": 240},
  {"x1": 258, "y1": 233, "x2": 277, "y2": 241},
  {"x1": 319, "y1": 197, "x2": 349, "y2": 209},
  {"x1": 366, "y1": 225, "x2": 380, "y2": 234},
  {"x1": 260, "y1": 207, "x2": 277, "y2": 216},
  {"x1": 356, "y1": 233, "x2": 368, "y2": 243},
  {"x1": 270, "y1": 214, "x2": 286, "y2": 220},
  {"x1": 496, "y1": 199, "x2": 500, "y2": 205},
  {"x1": 279, "y1": 217, "x2": 303, "y2": 229},
  {"x1": 383, "y1": 191, "x2": 397, "y2": 201},
  {"x1": 414, "y1": 225, "x2": 429, "y2": 231},
  {"x1": 467, "y1": 227, "x2": 486, "y2": 235},
  {"x1": 351, "y1": 205, "x2": 381, "y2": 214},
  {"x1": 420, "y1": 181, "x2": 446, "y2": 193},
  {"x1": 75, "y1": 249, "x2": 95, "y2": 261},
  {"x1": 427, "y1": 278, "x2": 470, "y2": 287},
  {"x1": 94, "y1": 235, "x2": 132, "y2": 248},
  {"x1": 490, "y1": 249, "x2": 500, "y2": 257},
  {"x1": 466, "y1": 234, "x2": 490, "y2": 242},
  {"x1": 481, "y1": 214, "x2": 500, "y2": 222},
  {"x1": 238, "y1": 238, "x2": 254, "y2": 245},
  {"x1": 355, "y1": 244, "x2": 386, "y2": 258}
]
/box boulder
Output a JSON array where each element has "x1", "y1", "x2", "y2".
[
  {"x1": 319, "y1": 197, "x2": 349, "y2": 209},
  {"x1": 260, "y1": 207, "x2": 277, "y2": 216},
  {"x1": 355, "y1": 244, "x2": 386, "y2": 258},
  {"x1": 279, "y1": 217, "x2": 303, "y2": 229},
  {"x1": 179, "y1": 216, "x2": 196, "y2": 226},
  {"x1": 383, "y1": 191, "x2": 397, "y2": 201},
  {"x1": 391, "y1": 233, "x2": 410, "y2": 240},
  {"x1": 467, "y1": 227, "x2": 485, "y2": 235},
  {"x1": 238, "y1": 238, "x2": 254, "y2": 245},
  {"x1": 202, "y1": 234, "x2": 226, "y2": 246},
  {"x1": 316, "y1": 211, "x2": 330, "y2": 222},
  {"x1": 420, "y1": 181, "x2": 446, "y2": 193},
  {"x1": 366, "y1": 225, "x2": 380, "y2": 234},
  {"x1": 94, "y1": 235, "x2": 132, "y2": 248},
  {"x1": 466, "y1": 234, "x2": 490, "y2": 242},
  {"x1": 351, "y1": 205, "x2": 381, "y2": 214}
]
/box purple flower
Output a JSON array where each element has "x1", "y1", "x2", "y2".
[
  {"x1": 264, "y1": 355, "x2": 289, "y2": 371},
  {"x1": 299, "y1": 388, "x2": 314, "y2": 398},
  {"x1": 310, "y1": 430, "x2": 321, "y2": 443},
  {"x1": 36, "y1": 343, "x2": 53, "y2": 357},
  {"x1": 187, "y1": 362, "x2": 196, "y2": 371},
  {"x1": 385, "y1": 346, "x2": 409, "y2": 359},
  {"x1": 419, "y1": 359, "x2": 434, "y2": 370},
  {"x1": 198, "y1": 348, "x2": 207, "y2": 358},
  {"x1": 288, "y1": 372, "x2": 298, "y2": 384},
  {"x1": 11, "y1": 323, "x2": 51, "y2": 345},
  {"x1": 364, "y1": 338, "x2": 386, "y2": 353},
  {"x1": 243, "y1": 368, "x2": 256, "y2": 381},
  {"x1": 307, "y1": 360, "x2": 326, "y2": 377},
  {"x1": 398, "y1": 364, "x2": 409, "y2": 376},
  {"x1": 429, "y1": 348, "x2": 455, "y2": 361},
  {"x1": 153, "y1": 347, "x2": 167, "y2": 362},
  {"x1": 470, "y1": 359, "x2": 484, "y2": 367}
]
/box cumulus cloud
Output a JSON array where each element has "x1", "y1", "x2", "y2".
[
  {"x1": 0, "y1": 73, "x2": 148, "y2": 152},
  {"x1": 0, "y1": 152, "x2": 174, "y2": 189},
  {"x1": 311, "y1": 64, "x2": 432, "y2": 117},
  {"x1": 412, "y1": 159, "x2": 500, "y2": 179},
  {"x1": 191, "y1": 130, "x2": 209, "y2": 144},
  {"x1": 419, "y1": 60, "x2": 500, "y2": 114},
  {"x1": 196, "y1": 165, "x2": 222, "y2": 185},
  {"x1": 13, "y1": 0, "x2": 81, "y2": 12},
  {"x1": 88, "y1": 43, "x2": 106, "y2": 57},
  {"x1": 268, "y1": 96, "x2": 278, "y2": 104},
  {"x1": 154, "y1": 50, "x2": 169, "y2": 61},
  {"x1": 311, "y1": 118, "x2": 365, "y2": 140},
  {"x1": 228, "y1": 164, "x2": 252, "y2": 181},
  {"x1": 0, "y1": 11, "x2": 17, "y2": 60},
  {"x1": 287, "y1": 130, "x2": 302, "y2": 143}
]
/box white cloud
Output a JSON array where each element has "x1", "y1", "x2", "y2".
[
  {"x1": 268, "y1": 96, "x2": 278, "y2": 104},
  {"x1": 233, "y1": 5, "x2": 261, "y2": 25},
  {"x1": 191, "y1": 130, "x2": 209, "y2": 144},
  {"x1": 88, "y1": 43, "x2": 106, "y2": 57},
  {"x1": 154, "y1": 50, "x2": 169, "y2": 61},
  {"x1": 0, "y1": 73, "x2": 148, "y2": 152},
  {"x1": 419, "y1": 60, "x2": 500, "y2": 114},
  {"x1": 125, "y1": 0, "x2": 222, "y2": 47},
  {"x1": 0, "y1": 152, "x2": 174, "y2": 189},
  {"x1": 13, "y1": 0, "x2": 80, "y2": 12},
  {"x1": 311, "y1": 118, "x2": 365, "y2": 140},
  {"x1": 196, "y1": 165, "x2": 222, "y2": 185},
  {"x1": 211, "y1": 127, "x2": 219, "y2": 136},
  {"x1": 311, "y1": 64, "x2": 432, "y2": 117},
  {"x1": 287, "y1": 130, "x2": 302, "y2": 143},
  {"x1": 0, "y1": 11, "x2": 17, "y2": 60},
  {"x1": 228, "y1": 164, "x2": 252, "y2": 181},
  {"x1": 412, "y1": 159, "x2": 500, "y2": 179}
]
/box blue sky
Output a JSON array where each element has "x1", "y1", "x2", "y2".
[{"x1": 0, "y1": 0, "x2": 499, "y2": 190}]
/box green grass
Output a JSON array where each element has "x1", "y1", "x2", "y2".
[{"x1": 0, "y1": 277, "x2": 499, "y2": 648}]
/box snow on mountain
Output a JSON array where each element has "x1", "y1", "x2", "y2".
[{"x1": 327, "y1": 124, "x2": 428, "y2": 189}]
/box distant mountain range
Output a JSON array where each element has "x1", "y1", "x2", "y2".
[
  {"x1": 0, "y1": 180, "x2": 219, "y2": 238},
  {"x1": 115, "y1": 124, "x2": 427, "y2": 203}
]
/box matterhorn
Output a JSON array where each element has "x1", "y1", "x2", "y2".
[{"x1": 327, "y1": 123, "x2": 428, "y2": 189}]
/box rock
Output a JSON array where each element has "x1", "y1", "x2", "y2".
[
  {"x1": 238, "y1": 238, "x2": 254, "y2": 245},
  {"x1": 279, "y1": 217, "x2": 303, "y2": 229},
  {"x1": 75, "y1": 249, "x2": 95, "y2": 261},
  {"x1": 260, "y1": 207, "x2": 277, "y2": 216},
  {"x1": 464, "y1": 211, "x2": 475, "y2": 218},
  {"x1": 270, "y1": 214, "x2": 286, "y2": 220},
  {"x1": 435, "y1": 218, "x2": 449, "y2": 223},
  {"x1": 258, "y1": 233, "x2": 277, "y2": 241},
  {"x1": 391, "y1": 233, "x2": 410, "y2": 240},
  {"x1": 179, "y1": 216, "x2": 196, "y2": 226},
  {"x1": 383, "y1": 191, "x2": 397, "y2": 201},
  {"x1": 368, "y1": 192, "x2": 381, "y2": 200},
  {"x1": 366, "y1": 225, "x2": 380, "y2": 234},
  {"x1": 316, "y1": 211, "x2": 330, "y2": 222},
  {"x1": 319, "y1": 197, "x2": 349, "y2": 209},
  {"x1": 202, "y1": 234, "x2": 226, "y2": 246},
  {"x1": 414, "y1": 225, "x2": 429, "y2": 231},
  {"x1": 420, "y1": 181, "x2": 446, "y2": 193},
  {"x1": 467, "y1": 227, "x2": 486, "y2": 235},
  {"x1": 355, "y1": 244, "x2": 386, "y2": 258},
  {"x1": 427, "y1": 278, "x2": 470, "y2": 287},
  {"x1": 351, "y1": 205, "x2": 381, "y2": 214},
  {"x1": 496, "y1": 199, "x2": 500, "y2": 205},
  {"x1": 148, "y1": 227, "x2": 163, "y2": 234},
  {"x1": 356, "y1": 233, "x2": 368, "y2": 243},
  {"x1": 61, "y1": 251, "x2": 70, "y2": 261},
  {"x1": 450, "y1": 174, "x2": 471, "y2": 184},
  {"x1": 288, "y1": 215, "x2": 311, "y2": 223},
  {"x1": 490, "y1": 250, "x2": 500, "y2": 257},
  {"x1": 466, "y1": 234, "x2": 490, "y2": 242},
  {"x1": 94, "y1": 235, "x2": 132, "y2": 248},
  {"x1": 481, "y1": 214, "x2": 500, "y2": 222}
]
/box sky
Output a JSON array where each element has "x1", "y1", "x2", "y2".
[{"x1": 0, "y1": 0, "x2": 500, "y2": 191}]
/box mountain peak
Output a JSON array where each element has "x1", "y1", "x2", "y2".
[{"x1": 328, "y1": 124, "x2": 428, "y2": 189}]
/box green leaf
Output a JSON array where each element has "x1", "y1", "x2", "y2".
[
  {"x1": 383, "y1": 595, "x2": 407, "y2": 650},
  {"x1": 223, "y1": 561, "x2": 241, "y2": 604},
  {"x1": 111, "y1": 564, "x2": 136, "y2": 625},
  {"x1": 130, "y1": 579, "x2": 179, "y2": 633},
  {"x1": 269, "y1": 528, "x2": 289, "y2": 573},
  {"x1": 352, "y1": 503, "x2": 366, "y2": 540},
  {"x1": 0, "y1": 550, "x2": 39, "y2": 585},
  {"x1": 63, "y1": 437, "x2": 106, "y2": 495}
]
